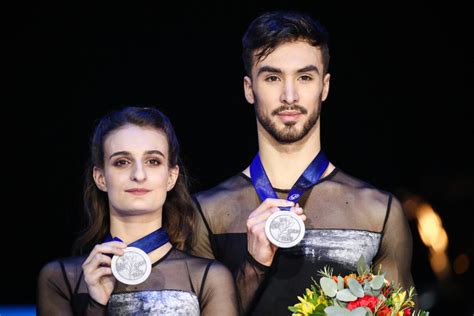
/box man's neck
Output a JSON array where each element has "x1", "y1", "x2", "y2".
[{"x1": 257, "y1": 126, "x2": 328, "y2": 190}]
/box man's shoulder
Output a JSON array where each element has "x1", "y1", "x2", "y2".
[
  {"x1": 194, "y1": 173, "x2": 251, "y2": 206},
  {"x1": 332, "y1": 169, "x2": 392, "y2": 211}
]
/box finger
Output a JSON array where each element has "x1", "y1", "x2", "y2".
[
  {"x1": 291, "y1": 206, "x2": 304, "y2": 215},
  {"x1": 83, "y1": 244, "x2": 123, "y2": 266},
  {"x1": 84, "y1": 267, "x2": 113, "y2": 286},
  {"x1": 247, "y1": 221, "x2": 270, "y2": 242},
  {"x1": 249, "y1": 198, "x2": 294, "y2": 218},
  {"x1": 83, "y1": 253, "x2": 112, "y2": 272},
  {"x1": 247, "y1": 206, "x2": 280, "y2": 228}
]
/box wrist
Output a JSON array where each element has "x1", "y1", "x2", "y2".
[{"x1": 247, "y1": 251, "x2": 272, "y2": 269}]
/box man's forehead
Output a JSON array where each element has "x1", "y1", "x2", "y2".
[{"x1": 252, "y1": 41, "x2": 323, "y2": 69}]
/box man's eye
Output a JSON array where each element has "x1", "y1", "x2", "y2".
[
  {"x1": 299, "y1": 75, "x2": 312, "y2": 81},
  {"x1": 265, "y1": 75, "x2": 280, "y2": 82}
]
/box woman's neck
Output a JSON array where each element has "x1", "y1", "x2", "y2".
[
  {"x1": 109, "y1": 212, "x2": 172, "y2": 263},
  {"x1": 109, "y1": 212, "x2": 163, "y2": 244}
]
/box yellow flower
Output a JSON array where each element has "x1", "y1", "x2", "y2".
[
  {"x1": 294, "y1": 297, "x2": 316, "y2": 315},
  {"x1": 317, "y1": 295, "x2": 327, "y2": 305},
  {"x1": 392, "y1": 290, "x2": 407, "y2": 305}
]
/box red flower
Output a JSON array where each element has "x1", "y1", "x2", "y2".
[
  {"x1": 377, "y1": 305, "x2": 392, "y2": 316},
  {"x1": 404, "y1": 308, "x2": 412, "y2": 315},
  {"x1": 381, "y1": 286, "x2": 391, "y2": 297},
  {"x1": 347, "y1": 295, "x2": 379, "y2": 312},
  {"x1": 377, "y1": 306, "x2": 392, "y2": 316}
]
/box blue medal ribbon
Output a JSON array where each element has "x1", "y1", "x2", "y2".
[
  {"x1": 104, "y1": 227, "x2": 170, "y2": 254},
  {"x1": 250, "y1": 151, "x2": 329, "y2": 210}
]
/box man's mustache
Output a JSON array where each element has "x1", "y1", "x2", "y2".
[{"x1": 271, "y1": 105, "x2": 308, "y2": 116}]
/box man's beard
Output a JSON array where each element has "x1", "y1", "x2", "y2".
[{"x1": 256, "y1": 103, "x2": 320, "y2": 144}]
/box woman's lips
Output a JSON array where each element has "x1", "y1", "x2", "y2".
[{"x1": 125, "y1": 188, "x2": 151, "y2": 196}]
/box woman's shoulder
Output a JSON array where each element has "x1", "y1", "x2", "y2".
[{"x1": 39, "y1": 256, "x2": 87, "y2": 281}]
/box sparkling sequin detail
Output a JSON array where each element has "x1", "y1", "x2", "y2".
[
  {"x1": 283, "y1": 229, "x2": 381, "y2": 268},
  {"x1": 108, "y1": 290, "x2": 199, "y2": 316}
]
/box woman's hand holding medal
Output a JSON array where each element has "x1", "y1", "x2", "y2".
[{"x1": 82, "y1": 241, "x2": 127, "y2": 305}]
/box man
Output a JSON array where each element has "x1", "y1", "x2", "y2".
[{"x1": 191, "y1": 10, "x2": 414, "y2": 315}]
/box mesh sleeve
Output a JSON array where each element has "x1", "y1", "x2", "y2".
[
  {"x1": 191, "y1": 197, "x2": 215, "y2": 259},
  {"x1": 235, "y1": 253, "x2": 270, "y2": 315},
  {"x1": 199, "y1": 261, "x2": 239, "y2": 316},
  {"x1": 374, "y1": 195, "x2": 415, "y2": 290},
  {"x1": 37, "y1": 260, "x2": 106, "y2": 316}
]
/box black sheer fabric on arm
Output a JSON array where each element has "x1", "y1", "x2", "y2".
[
  {"x1": 37, "y1": 248, "x2": 238, "y2": 316},
  {"x1": 191, "y1": 168, "x2": 415, "y2": 316}
]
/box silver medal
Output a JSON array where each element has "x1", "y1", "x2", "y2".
[
  {"x1": 111, "y1": 246, "x2": 152, "y2": 285},
  {"x1": 265, "y1": 211, "x2": 305, "y2": 248}
]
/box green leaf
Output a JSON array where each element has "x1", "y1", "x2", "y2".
[
  {"x1": 336, "y1": 289, "x2": 358, "y2": 302},
  {"x1": 325, "y1": 305, "x2": 351, "y2": 316},
  {"x1": 321, "y1": 277, "x2": 338, "y2": 297},
  {"x1": 363, "y1": 279, "x2": 371, "y2": 294},
  {"x1": 288, "y1": 306, "x2": 298, "y2": 312},
  {"x1": 314, "y1": 304, "x2": 326, "y2": 312},
  {"x1": 347, "y1": 278, "x2": 364, "y2": 298},
  {"x1": 350, "y1": 307, "x2": 370, "y2": 316},
  {"x1": 357, "y1": 255, "x2": 367, "y2": 275},
  {"x1": 338, "y1": 276, "x2": 345, "y2": 290},
  {"x1": 369, "y1": 275, "x2": 385, "y2": 290}
]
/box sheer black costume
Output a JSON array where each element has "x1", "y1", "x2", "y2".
[
  {"x1": 38, "y1": 247, "x2": 238, "y2": 315},
  {"x1": 191, "y1": 168, "x2": 414, "y2": 315}
]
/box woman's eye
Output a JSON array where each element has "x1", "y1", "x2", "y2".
[
  {"x1": 113, "y1": 159, "x2": 130, "y2": 167},
  {"x1": 147, "y1": 159, "x2": 161, "y2": 166}
]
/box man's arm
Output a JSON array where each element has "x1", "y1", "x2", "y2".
[
  {"x1": 190, "y1": 197, "x2": 215, "y2": 259},
  {"x1": 374, "y1": 195, "x2": 415, "y2": 289}
]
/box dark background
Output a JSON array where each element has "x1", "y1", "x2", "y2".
[{"x1": 5, "y1": 1, "x2": 473, "y2": 315}]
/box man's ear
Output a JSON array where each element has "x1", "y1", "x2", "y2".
[
  {"x1": 243, "y1": 76, "x2": 255, "y2": 104},
  {"x1": 93, "y1": 166, "x2": 108, "y2": 192},
  {"x1": 321, "y1": 73, "x2": 331, "y2": 102},
  {"x1": 167, "y1": 165, "x2": 179, "y2": 191}
]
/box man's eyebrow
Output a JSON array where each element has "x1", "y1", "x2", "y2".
[
  {"x1": 257, "y1": 66, "x2": 282, "y2": 76},
  {"x1": 257, "y1": 65, "x2": 320, "y2": 76},
  {"x1": 297, "y1": 65, "x2": 320, "y2": 74}
]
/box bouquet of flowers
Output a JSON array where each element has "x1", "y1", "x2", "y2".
[{"x1": 288, "y1": 256, "x2": 429, "y2": 316}]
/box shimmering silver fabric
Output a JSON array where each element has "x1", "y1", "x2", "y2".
[
  {"x1": 290, "y1": 229, "x2": 381, "y2": 268},
  {"x1": 108, "y1": 290, "x2": 199, "y2": 316}
]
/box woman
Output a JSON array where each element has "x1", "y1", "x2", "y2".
[{"x1": 38, "y1": 107, "x2": 238, "y2": 315}]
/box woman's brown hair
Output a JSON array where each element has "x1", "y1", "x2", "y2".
[{"x1": 73, "y1": 106, "x2": 195, "y2": 255}]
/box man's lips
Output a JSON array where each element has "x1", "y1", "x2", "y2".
[{"x1": 276, "y1": 110, "x2": 302, "y2": 123}]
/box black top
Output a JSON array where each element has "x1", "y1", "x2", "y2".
[
  {"x1": 191, "y1": 168, "x2": 414, "y2": 315},
  {"x1": 37, "y1": 247, "x2": 238, "y2": 315}
]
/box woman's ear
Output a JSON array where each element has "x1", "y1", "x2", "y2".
[
  {"x1": 93, "y1": 166, "x2": 108, "y2": 192},
  {"x1": 167, "y1": 165, "x2": 179, "y2": 191}
]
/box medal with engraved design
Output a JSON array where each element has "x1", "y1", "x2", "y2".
[
  {"x1": 265, "y1": 207, "x2": 305, "y2": 248},
  {"x1": 111, "y1": 246, "x2": 152, "y2": 285},
  {"x1": 251, "y1": 151, "x2": 329, "y2": 248}
]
